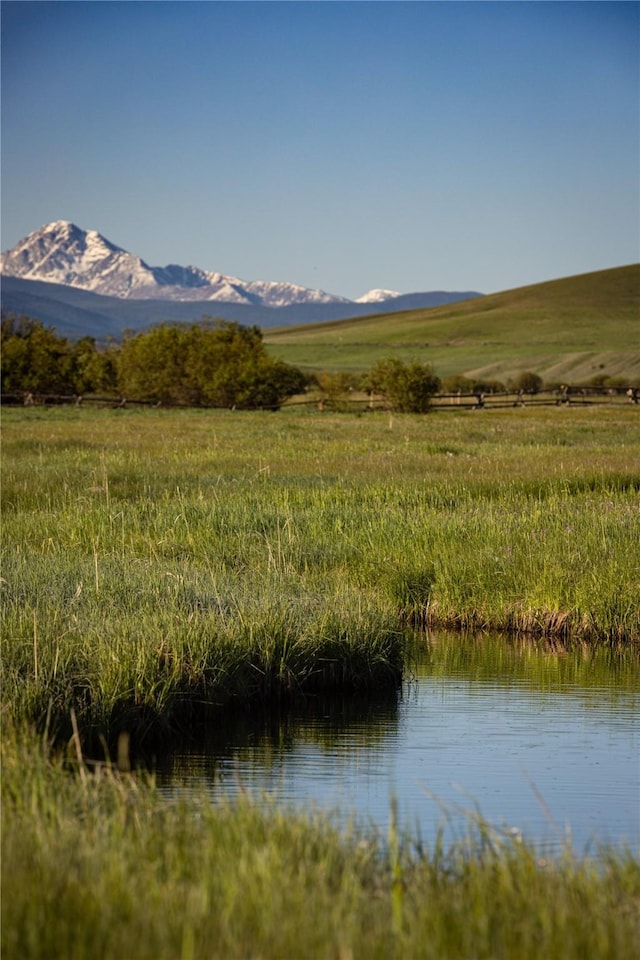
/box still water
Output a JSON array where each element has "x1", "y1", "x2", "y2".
[{"x1": 156, "y1": 633, "x2": 640, "y2": 852}]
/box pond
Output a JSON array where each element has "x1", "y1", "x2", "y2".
[{"x1": 155, "y1": 632, "x2": 640, "y2": 852}]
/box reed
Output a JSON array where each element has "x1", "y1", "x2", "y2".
[{"x1": 1, "y1": 568, "x2": 403, "y2": 747}]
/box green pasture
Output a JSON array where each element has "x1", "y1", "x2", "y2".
[
  {"x1": 2, "y1": 403, "x2": 639, "y2": 959},
  {"x1": 2, "y1": 403, "x2": 638, "y2": 746},
  {"x1": 264, "y1": 264, "x2": 640, "y2": 380}
]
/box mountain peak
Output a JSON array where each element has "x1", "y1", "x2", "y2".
[
  {"x1": 1, "y1": 221, "x2": 482, "y2": 315},
  {"x1": 355, "y1": 288, "x2": 402, "y2": 304},
  {"x1": 0, "y1": 222, "x2": 352, "y2": 305},
  {"x1": 42, "y1": 219, "x2": 75, "y2": 232},
  {"x1": 0, "y1": 222, "x2": 152, "y2": 297}
]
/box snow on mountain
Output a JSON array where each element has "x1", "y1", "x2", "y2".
[
  {"x1": 1, "y1": 223, "x2": 485, "y2": 328},
  {"x1": 355, "y1": 289, "x2": 402, "y2": 304},
  {"x1": 233, "y1": 278, "x2": 350, "y2": 308},
  {"x1": 0, "y1": 221, "x2": 159, "y2": 297},
  {"x1": 0, "y1": 221, "x2": 351, "y2": 307}
]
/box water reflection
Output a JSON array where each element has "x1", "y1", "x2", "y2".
[
  {"x1": 157, "y1": 690, "x2": 399, "y2": 789},
  {"x1": 155, "y1": 632, "x2": 640, "y2": 852}
]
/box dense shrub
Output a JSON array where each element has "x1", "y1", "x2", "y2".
[
  {"x1": 443, "y1": 375, "x2": 506, "y2": 395},
  {"x1": 471, "y1": 378, "x2": 507, "y2": 394},
  {"x1": 366, "y1": 358, "x2": 441, "y2": 412},
  {"x1": 441, "y1": 374, "x2": 475, "y2": 394},
  {"x1": 586, "y1": 374, "x2": 632, "y2": 389},
  {"x1": 117, "y1": 324, "x2": 197, "y2": 405},
  {"x1": 117, "y1": 319, "x2": 307, "y2": 408},
  {"x1": 314, "y1": 371, "x2": 361, "y2": 409},
  {"x1": 1, "y1": 314, "x2": 117, "y2": 395},
  {"x1": 2, "y1": 315, "x2": 71, "y2": 394},
  {"x1": 1, "y1": 314, "x2": 306, "y2": 408},
  {"x1": 512, "y1": 371, "x2": 543, "y2": 394},
  {"x1": 69, "y1": 336, "x2": 118, "y2": 394}
]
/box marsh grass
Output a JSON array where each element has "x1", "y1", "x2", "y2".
[
  {"x1": 2, "y1": 563, "x2": 403, "y2": 746},
  {"x1": 2, "y1": 722, "x2": 639, "y2": 960},
  {"x1": 2, "y1": 405, "x2": 639, "y2": 745},
  {"x1": 2, "y1": 406, "x2": 639, "y2": 958}
]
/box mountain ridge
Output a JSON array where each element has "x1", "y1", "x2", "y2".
[
  {"x1": 0, "y1": 221, "x2": 482, "y2": 338},
  {"x1": 0, "y1": 221, "x2": 351, "y2": 305},
  {"x1": 1, "y1": 274, "x2": 486, "y2": 341},
  {"x1": 1, "y1": 221, "x2": 480, "y2": 310}
]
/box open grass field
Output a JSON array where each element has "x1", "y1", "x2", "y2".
[
  {"x1": 264, "y1": 265, "x2": 640, "y2": 382},
  {"x1": 2, "y1": 403, "x2": 638, "y2": 746},
  {"x1": 2, "y1": 403, "x2": 639, "y2": 959}
]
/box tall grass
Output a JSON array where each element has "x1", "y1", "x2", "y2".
[
  {"x1": 2, "y1": 405, "x2": 638, "y2": 745},
  {"x1": 3, "y1": 722, "x2": 638, "y2": 960},
  {"x1": 2, "y1": 406, "x2": 639, "y2": 959}
]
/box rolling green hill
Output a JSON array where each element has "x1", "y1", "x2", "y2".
[{"x1": 264, "y1": 265, "x2": 640, "y2": 384}]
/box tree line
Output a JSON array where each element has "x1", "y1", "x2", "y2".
[
  {"x1": 1, "y1": 313, "x2": 451, "y2": 412},
  {"x1": 1, "y1": 315, "x2": 308, "y2": 409},
  {"x1": 7, "y1": 312, "x2": 620, "y2": 414}
]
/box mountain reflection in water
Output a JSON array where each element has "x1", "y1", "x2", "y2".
[{"x1": 154, "y1": 632, "x2": 640, "y2": 852}]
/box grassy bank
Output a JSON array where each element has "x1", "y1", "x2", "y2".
[
  {"x1": 2, "y1": 405, "x2": 639, "y2": 745},
  {"x1": 2, "y1": 723, "x2": 638, "y2": 960},
  {"x1": 3, "y1": 405, "x2": 639, "y2": 958}
]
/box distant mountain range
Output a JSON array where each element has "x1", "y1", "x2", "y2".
[{"x1": 0, "y1": 222, "x2": 482, "y2": 339}]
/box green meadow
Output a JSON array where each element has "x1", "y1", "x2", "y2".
[
  {"x1": 2, "y1": 402, "x2": 639, "y2": 958},
  {"x1": 265, "y1": 265, "x2": 640, "y2": 382},
  {"x1": 3, "y1": 403, "x2": 639, "y2": 742}
]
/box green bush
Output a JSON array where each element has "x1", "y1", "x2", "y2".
[
  {"x1": 1, "y1": 314, "x2": 306, "y2": 409},
  {"x1": 513, "y1": 371, "x2": 543, "y2": 394},
  {"x1": 117, "y1": 319, "x2": 306, "y2": 408},
  {"x1": 1, "y1": 314, "x2": 117, "y2": 396},
  {"x1": 314, "y1": 371, "x2": 361, "y2": 409},
  {"x1": 367, "y1": 358, "x2": 441, "y2": 412},
  {"x1": 441, "y1": 374, "x2": 475, "y2": 394}
]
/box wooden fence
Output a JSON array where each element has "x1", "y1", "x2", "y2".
[
  {"x1": 429, "y1": 385, "x2": 639, "y2": 411},
  {"x1": 289, "y1": 385, "x2": 639, "y2": 411},
  {"x1": 1, "y1": 385, "x2": 638, "y2": 412}
]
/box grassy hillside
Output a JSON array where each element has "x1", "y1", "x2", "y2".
[{"x1": 264, "y1": 265, "x2": 640, "y2": 383}]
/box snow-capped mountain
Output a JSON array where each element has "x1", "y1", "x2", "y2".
[
  {"x1": 0, "y1": 221, "x2": 353, "y2": 307},
  {"x1": 1, "y1": 221, "x2": 484, "y2": 339},
  {"x1": 355, "y1": 289, "x2": 402, "y2": 304},
  {"x1": 0, "y1": 220, "x2": 350, "y2": 307}
]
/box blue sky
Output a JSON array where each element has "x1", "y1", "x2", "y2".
[{"x1": 1, "y1": 1, "x2": 638, "y2": 298}]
